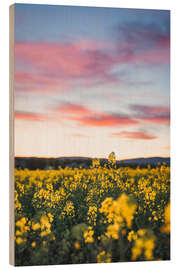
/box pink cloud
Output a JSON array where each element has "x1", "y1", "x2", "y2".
[
  {"x1": 132, "y1": 105, "x2": 170, "y2": 114},
  {"x1": 15, "y1": 111, "x2": 46, "y2": 122},
  {"x1": 52, "y1": 102, "x2": 139, "y2": 128},
  {"x1": 131, "y1": 105, "x2": 170, "y2": 124},
  {"x1": 15, "y1": 102, "x2": 139, "y2": 128},
  {"x1": 130, "y1": 49, "x2": 169, "y2": 64},
  {"x1": 15, "y1": 40, "x2": 115, "y2": 86},
  {"x1": 55, "y1": 103, "x2": 92, "y2": 116},
  {"x1": 15, "y1": 70, "x2": 68, "y2": 93},
  {"x1": 112, "y1": 131, "x2": 157, "y2": 140},
  {"x1": 76, "y1": 114, "x2": 138, "y2": 127},
  {"x1": 140, "y1": 117, "x2": 170, "y2": 124}
]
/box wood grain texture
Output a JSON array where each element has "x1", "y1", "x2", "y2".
[{"x1": 9, "y1": 4, "x2": 15, "y2": 266}]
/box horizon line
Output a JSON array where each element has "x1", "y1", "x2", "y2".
[{"x1": 14, "y1": 155, "x2": 170, "y2": 161}]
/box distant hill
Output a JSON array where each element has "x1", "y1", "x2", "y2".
[
  {"x1": 119, "y1": 157, "x2": 170, "y2": 166},
  {"x1": 15, "y1": 156, "x2": 170, "y2": 170}
]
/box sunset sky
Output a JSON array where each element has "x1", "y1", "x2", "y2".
[{"x1": 14, "y1": 4, "x2": 170, "y2": 159}]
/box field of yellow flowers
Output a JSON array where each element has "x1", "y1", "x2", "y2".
[{"x1": 14, "y1": 155, "x2": 170, "y2": 266}]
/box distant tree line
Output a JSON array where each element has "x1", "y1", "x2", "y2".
[{"x1": 14, "y1": 157, "x2": 170, "y2": 170}]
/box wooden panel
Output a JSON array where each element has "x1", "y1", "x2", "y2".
[{"x1": 9, "y1": 4, "x2": 15, "y2": 266}]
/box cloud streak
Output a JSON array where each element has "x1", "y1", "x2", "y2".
[
  {"x1": 131, "y1": 105, "x2": 170, "y2": 124},
  {"x1": 14, "y1": 70, "x2": 69, "y2": 92},
  {"x1": 112, "y1": 131, "x2": 157, "y2": 140},
  {"x1": 115, "y1": 21, "x2": 170, "y2": 64},
  {"x1": 74, "y1": 114, "x2": 138, "y2": 127},
  {"x1": 15, "y1": 111, "x2": 47, "y2": 122},
  {"x1": 54, "y1": 103, "x2": 91, "y2": 116},
  {"x1": 53, "y1": 103, "x2": 139, "y2": 128},
  {"x1": 15, "y1": 103, "x2": 139, "y2": 129}
]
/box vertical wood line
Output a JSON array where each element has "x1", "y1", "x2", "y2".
[{"x1": 9, "y1": 4, "x2": 15, "y2": 266}]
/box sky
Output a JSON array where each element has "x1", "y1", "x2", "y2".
[{"x1": 14, "y1": 4, "x2": 170, "y2": 159}]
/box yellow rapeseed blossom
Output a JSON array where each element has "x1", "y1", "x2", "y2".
[
  {"x1": 161, "y1": 203, "x2": 170, "y2": 234},
  {"x1": 97, "y1": 250, "x2": 111, "y2": 263},
  {"x1": 61, "y1": 201, "x2": 75, "y2": 218},
  {"x1": 92, "y1": 158, "x2": 100, "y2": 168},
  {"x1": 87, "y1": 206, "x2": 97, "y2": 226},
  {"x1": 32, "y1": 222, "x2": 41, "y2": 231},
  {"x1": 74, "y1": 241, "x2": 80, "y2": 250},
  {"x1": 16, "y1": 217, "x2": 30, "y2": 233},
  {"x1": 16, "y1": 230, "x2": 22, "y2": 236},
  {"x1": 131, "y1": 229, "x2": 156, "y2": 261},
  {"x1": 128, "y1": 230, "x2": 137, "y2": 242},
  {"x1": 16, "y1": 237, "x2": 23, "y2": 245},
  {"x1": 39, "y1": 215, "x2": 51, "y2": 237},
  {"x1": 47, "y1": 213, "x2": 54, "y2": 223},
  {"x1": 106, "y1": 223, "x2": 119, "y2": 239},
  {"x1": 31, "y1": 241, "x2": 36, "y2": 248},
  {"x1": 100, "y1": 193, "x2": 136, "y2": 229},
  {"x1": 83, "y1": 227, "x2": 94, "y2": 243},
  {"x1": 14, "y1": 154, "x2": 170, "y2": 264}
]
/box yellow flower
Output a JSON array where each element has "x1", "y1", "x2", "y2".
[
  {"x1": 136, "y1": 239, "x2": 144, "y2": 248},
  {"x1": 100, "y1": 193, "x2": 136, "y2": 231},
  {"x1": 16, "y1": 230, "x2": 22, "y2": 236},
  {"x1": 87, "y1": 206, "x2": 97, "y2": 225},
  {"x1": 137, "y1": 229, "x2": 146, "y2": 237},
  {"x1": 32, "y1": 222, "x2": 40, "y2": 231},
  {"x1": 74, "y1": 241, "x2": 80, "y2": 250},
  {"x1": 144, "y1": 249, "x2": 153, "y2": 260},
  {"x1": 132, "y1": 246, "x2": 141, "y2": 260},
  {"x1": 121, "y1": 229, "x2": 127, "y2": 236},
  {"x1": 97, "y1": 250, "x2": 111, "y2": 263},
  {"x1": 16, "y1": 217, "x2": 27, "y2": 228},
  {"x1": 16, "y1": 237, "x2": 23, "y2": 245},
  {"x1": 47, "y1": 213, "x2": 54, "y2": 223},
  {"x1": 83, "y1": 227, "x2": 94, "y2": 243},
  {"x1": 128, "y1": 230, "x2": 137, "y2": 242},
  {"x1": 62, "y1": 201, "x2": 75, "y2": 218},
  {"x1": 106, "y1": 223, "x2": 119, "y2": 240},
  {"x1": 31, "y1": 241, "x2": 36, "y2": 248},
  {"x1": 42, "y1": 240, "x2": 46, "y2": 246},
  {"x1": 161, "y1": 203, "x2": 170, "y2": 234},
  {"x1": 144, "y1": 239, "x2": 155, "y2": 251},
  {"x1": 131, "y1": 230, "x2": 156, "y2": 261},
  {"x1": 92, "y1": 158, "x2": 100, "y2": 168}
]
